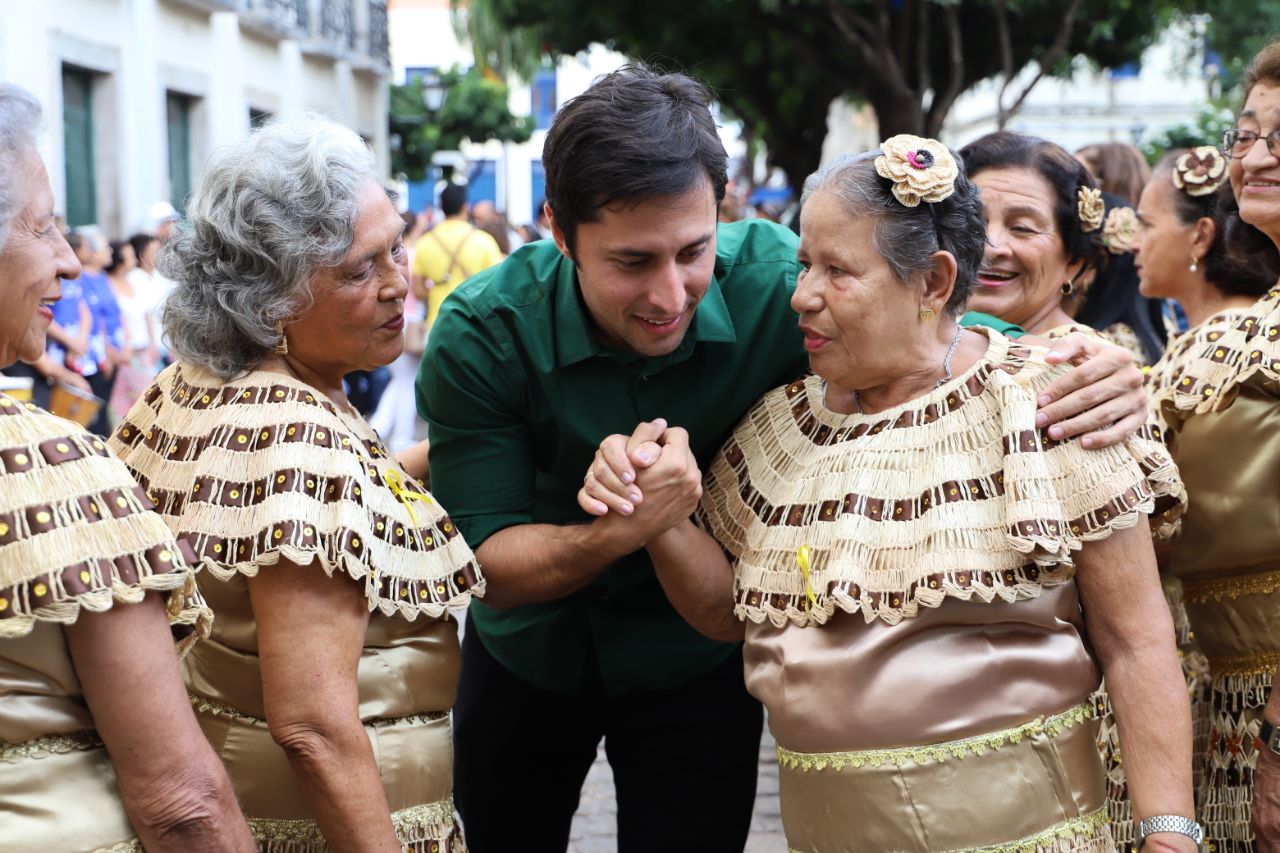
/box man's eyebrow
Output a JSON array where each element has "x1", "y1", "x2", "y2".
[{"x1": 606, "y1": 233, "x2": 713, "y2": 257}]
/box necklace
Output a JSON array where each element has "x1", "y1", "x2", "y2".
[{"x1": 853, "y1": 324, "x2": 964, "y2": 415}]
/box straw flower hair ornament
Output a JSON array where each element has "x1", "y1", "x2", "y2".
[
  {"x1": 874, "y1": 134, "x2": 958, "y2": 207},
  {"x1": 1077, "y1": 186, "x2": 1104, "y2": 233},
  {"x1": 1102, "y1": 205, "x2": 1139, "y2": 254},
  {"x1": 1172, "y1": 145, "x2": 1228, "y2": 197}
]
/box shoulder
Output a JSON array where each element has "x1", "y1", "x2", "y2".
[
  {"x1": 441, "y1": 240, "x2": 564, "y2": 320},
  {"x1": 715, "y1": 220, "x2": 798, "y2": 273}
]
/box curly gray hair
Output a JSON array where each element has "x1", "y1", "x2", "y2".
[
  {"x1": 0, "y1": 84, "x2": 43, "y2": 250},
  {"x1": 159, "y1": 114, "x2": 378, "y2": 379}
]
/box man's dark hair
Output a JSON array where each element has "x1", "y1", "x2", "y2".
[
  {"x1": 440, "y1": 183, "x2": 468, "y2": 217},
  {"x1": 542, "y1": 63, "x2": 728, "y2": 258}
]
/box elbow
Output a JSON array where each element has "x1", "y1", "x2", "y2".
[
  {"x1": 122, "y1": 763, "x2": 240, "y2": 845},
  {"x1": 268, "y1": 714, "x2": 364, "y2": 772}
]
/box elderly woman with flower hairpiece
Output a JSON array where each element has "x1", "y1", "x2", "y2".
[
  {"x1": 109, "y1": 114, "x2": 484, "y2": 851},
  {"x1": 1140, "y1": 39, "x2": 1280, "y2": 850},
  {"x1": 579, "y1": 134, "x2": 1199, "y2": 852}
]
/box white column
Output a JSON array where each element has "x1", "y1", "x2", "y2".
[
  {"x1": 333, "y1": 59, "x2": 356, "y2": 126},
  {"x1": 277, "y1": 39, "x2": 304, "y2": 118},
  {"x1": 120, "y1": 0, "x2": 165, "y2": 232},
  {"x1": 208, "y1": 11, "x2": 247, "y2": 149},
  {"x1": 372, "y1": 74, "x2": 390, "y2": 182}
]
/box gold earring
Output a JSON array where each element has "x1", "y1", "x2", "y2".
[
  {"x1": 274, "y1": 321, "x2": 289, "y2": 356},
  {"x1": 919, "y1": 307, "x2": 936, "y2": 320},
  {"x1": 1189, "y1": 256, "x2": 1199, "y2": 273},
  {"x1": 1060, "y1": 281, "x2": 1074, "y2": 297}
]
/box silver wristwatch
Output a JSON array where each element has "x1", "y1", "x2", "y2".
[{"x1": 1135, "y1": 815, "x2": 1205, "y2": 851}]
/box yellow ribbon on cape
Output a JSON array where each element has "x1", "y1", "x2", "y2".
[
  {"x1": 796, "y1": 545, "x2": 819, "y2": 607},
  {"x1": 382, "y1": 468, "x2": 433, "y2": 528}
]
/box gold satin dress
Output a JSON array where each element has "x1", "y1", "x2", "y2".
[
  {"x1": 109, "y1": 364, "x2": 484, "y2": 852},
  {"x1": 700, "y1": 330, "x2": 1184, "y2": 853},
  {"x1": 0, "y1": 396, "x2": 210, "y2": 852},
  {"x1": 1151, "y1": 290, "x2": 1280, "y2": 851}
]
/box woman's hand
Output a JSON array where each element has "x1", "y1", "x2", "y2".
[
  {"x1": 578, "y1": 418, "x2": 668, "y2": 516},
  {"x1": 250, "y1": 558, "x2": 401, "y2": 853},
  {"x1": 1254, "y1": 710, "x2": 1280, "y2": 849},
  {"x1": 1031, "y1": 331, "x2": 1146, "y2": 448},
  {"x1": 1140, "y1": 833, "x2": 1203, "y2": 853}
]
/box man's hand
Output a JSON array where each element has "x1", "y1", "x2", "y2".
[
  {"x1": 589, "y1": 426, "x2": 702, "y2": 550},
  {"x1": 1031, "y1": 331, "x2": 1146, "y2": 448},
  {"x1": 578, "y1": 418, "x2": 668, "y2": 516},
  {"x1": 1254, "y1": 744, "x2": 1280, "y2": 850}
]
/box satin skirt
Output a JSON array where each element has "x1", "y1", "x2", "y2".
[{"x1": 774, "y1": 701, "x2": 1113, "y2": 853}]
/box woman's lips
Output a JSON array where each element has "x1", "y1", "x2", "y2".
[
  {"x1": 382, "y1": 314, "x2": 405, "y2": 332},
  {"x1": 976, "y1": 271, "x2": 1018, "y2": 287},
  {"x1": 799, "y1": 325, "x2": 831, "y2": 352}
]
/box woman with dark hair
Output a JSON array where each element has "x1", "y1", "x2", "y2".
[
  {"x1": 1150, "y1": 39, "x2": 1280, "y2": 848},
  {"x1": 582, "y1": 135, "x2": 1199, "y2": 853}
]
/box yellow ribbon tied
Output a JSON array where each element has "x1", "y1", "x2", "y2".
[
  {"x1": 382, "y1": 468, "x2": 434, "y2": 528},
  {"x1": 795, "y1": 545, "x2": 819, "y2": 607}
]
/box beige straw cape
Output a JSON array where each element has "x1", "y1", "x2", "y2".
[
  {"x1": 699, "y1": 330, "x2": 1184, "y2": 629},
  {"x1": 1153, "y1": 284, "x2": 1280, "y2": 428},
  {"x1": 107, "y1": 363, "x2": 482, "y2": 617},
  {"x1": 0, "y1": 395, "x2": 210, "y2": 642}
]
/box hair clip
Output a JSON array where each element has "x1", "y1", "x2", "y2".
[
  {"x1": 874, "y1": 134, "x2": 958, "y2": 208},
  {"x1": 1173, "y1": 146, "x2": 1228, "y2": 197},
  {"x1": 1077, "y1": 186, "x2": 1104, "y2": 233},
  {"x1": 1102, "y1": 205, "x2": 1139, "y2": 254}
]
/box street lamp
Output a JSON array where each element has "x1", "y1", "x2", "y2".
[{"x1": 421, "y1": 70, "x2": 446, "y2": 113}]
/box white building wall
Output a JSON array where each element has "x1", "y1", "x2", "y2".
[{"x1": 1, "y1": 0, "x2": 392, "y2": 236}]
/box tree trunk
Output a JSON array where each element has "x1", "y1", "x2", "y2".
[{"x1": 869, "y1": 90, "x2": 926, "y2": 138}]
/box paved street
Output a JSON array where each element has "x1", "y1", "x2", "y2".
[{"x1": 567, "y1": 727, "x2": 785, "y2": 852}]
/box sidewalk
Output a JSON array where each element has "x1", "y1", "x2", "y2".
[{"x1": 567, "y1": 727, "x2": 785, "y2": 852}]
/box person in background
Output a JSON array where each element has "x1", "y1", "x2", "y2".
[
  {"x1": 73, "y1": 226, "x2": 124, "y2": 434},
  {"x1": 108, "y1": 239, "x2": 157, "y2": 369},
  {"x1": 0, "y1": 78, "x2": 254, "y2": 853},
  {"x1": 472, "y1": 199, "x2": 523, "y2": 251},
  {"x1": 146, "y1": 200, "x2": 179, "y2": 244},
  {"x1": 411, "y1": 182, "x2": 504, "y2": 331},
  {"x1": 1077, "y1": 141, "x2": 1152, "y2": 206}
]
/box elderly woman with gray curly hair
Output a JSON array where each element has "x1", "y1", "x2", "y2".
[{"x1": 109, "y1": 115, "x2": 485, "y2": 852}]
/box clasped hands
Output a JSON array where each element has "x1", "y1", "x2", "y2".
[{"x1": 577, "y1": 418, "x2": 702, "y2": 550}]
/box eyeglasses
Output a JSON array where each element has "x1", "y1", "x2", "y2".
[{"x1": 1222, "y1": 127, "x2": 1280, "y2": 159}]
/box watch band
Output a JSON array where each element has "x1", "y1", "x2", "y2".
[
  {"x1": 1261, "y1": 719, "x2": 1280, "y2": 755},
  {"x1": 1136, "y1": 814, "x2": 1204, "y2": 851}
]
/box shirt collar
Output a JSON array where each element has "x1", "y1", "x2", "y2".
[{"x1": 553, "y1": 254, "x2": 738, "y2": 368}]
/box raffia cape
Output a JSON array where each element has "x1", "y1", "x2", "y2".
[
  {"x1": 0, "y1": 395, "x2": 210, "y2": 643},
  {"x1": 1145, "y1": 307, "x2": 1253, "y2": 441},
  {"x1": 699, "y1": 330, "x2": 1184, "y2": 628},
  {"x1": 1155, "y1": 284, "x2": 1280, "y2": 426},
  {"x1": 107, "y1": 363, "x2": 483, "y2": 619}
]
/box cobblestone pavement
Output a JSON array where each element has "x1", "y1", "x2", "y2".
[{"x1": 567, "y1": 727, "x2": 785, "y2": 852}]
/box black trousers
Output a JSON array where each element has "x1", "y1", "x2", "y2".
[{"x1": 453, "y1": 615, "x2": 763, "y2": 853}]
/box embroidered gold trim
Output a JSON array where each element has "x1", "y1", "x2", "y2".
[
  {"x1": 1182, "y1": 569, "x2": 1280, "y2": 604},
  {"x1": 1206, "y1": 650, "x2": 1280, "y2": 678},
  {"x1": 0, "y1": 728, "x2": 103, "y2": 763},
  {"x1": 785, "y1": 808, "x2": 1110, "y2": 853},
  {"x1": 777, "y1": 700, "x2": 1093, "y2": 771},
  {"x1": 191, "y1": 692, "x2": 450, "y2": 727},
  {"x1": 247, "y1": 797, "x2": 458, "y2": 847}
]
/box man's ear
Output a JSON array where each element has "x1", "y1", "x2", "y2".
[{"x1": 546, "y1": 203, "x2": 574, "y2": 262}]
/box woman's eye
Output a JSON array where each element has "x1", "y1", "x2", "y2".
[
  {"x1": 391, "y1": 242, "x2": 406, "y2": 259},
  {"x1": 798, "y1": 260, "x2": 812, "y2": 273}
]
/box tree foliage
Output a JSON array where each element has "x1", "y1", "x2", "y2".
[
  {"x1": 462, "y1": 0, "x2": 1184, "y2": 190},
  {"x1": 389, "y1": 65, "x2": 533, "y2": 183}
]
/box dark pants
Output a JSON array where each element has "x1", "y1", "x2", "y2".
[
  {"x1": 86, "y1": 369, "x2": 114, "y2": 436},
  {"x1": 453, "y1": 616, "x2": 763, "y2": 853}
]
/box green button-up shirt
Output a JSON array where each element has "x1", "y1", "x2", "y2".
[
  {"x1": 417, "y1": 219, "x2": 808, "y2": 695},
  {"x1": 417, "y1": 219, "x2": 1021, "y2": 696}
]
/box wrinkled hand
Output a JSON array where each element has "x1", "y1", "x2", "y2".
[
  {"x1": 583, "y1": 424, "x2": 703, "y2": 551},
  {"x1": 1139, "y1": 833, "x2": 1202, "y2": 853},
  {"x1": 578, "y1": 418, "x2": 668, "y2": 517},
  {"x1": 1035, "y1": 332, "x2": 1145, "y2": 448},
  {"x1": 1254, "y1": 746, "x2": 1280, "y2": 850},
  {"x1": 56, "y1": 368, "x2": 91, "y2": 393}
]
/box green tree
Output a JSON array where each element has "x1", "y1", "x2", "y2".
[
  {"x1": 1141, "y1": 96, "x2": 1235, "y2": 165},
  {"x1": 1196, "y1": 4, "x2": 1280, "y2": 90},
  {"x1": 461, "y1": 0, "x2": 1186, "y2": 191},
  {"x1": 389, "y1": 65, "x2": 534, "y2": 183}
]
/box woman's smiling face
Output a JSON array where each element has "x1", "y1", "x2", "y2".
[{"x1": 968, "y1": 166, "x2": 1077, "y2": 332}]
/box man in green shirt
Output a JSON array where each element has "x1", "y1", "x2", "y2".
[{"x1": 418, "y1": 64, "x2": 1147, "y2": 852}]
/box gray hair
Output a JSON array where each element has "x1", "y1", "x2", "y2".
[
  {"x1": 0, "y1": 84, "x2": 43, "y2": 249},
  {"x1": 160, "y1": 113, "x2": 378, "y2": 379},
  {"x1": 800, "y1": 150, "x2": 986, "y2": 317}
]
